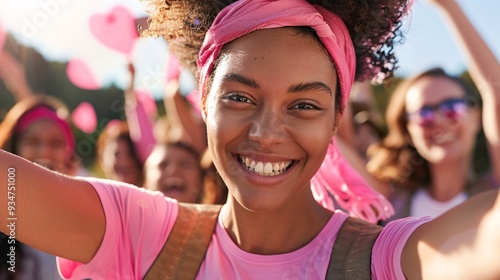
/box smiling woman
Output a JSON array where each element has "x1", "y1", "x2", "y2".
[
  {"x1": 205, "y1": 27, "x2": 338, "y2": 212},
  {"x1": 0, "y1": 0, "x2": 499, "y2": 279},
  {"x1": 0, "y1": 95, "x2": 78, "y2": 174},
  {"x1": 367, "y1": 0, "x2": 500, "y2": 225},
  {"x1": 0, "y1": 95, "x2": 75, "y2": 280}
]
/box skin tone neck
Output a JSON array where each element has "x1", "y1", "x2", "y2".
[
  {"x1": 206, "y1": 27, "x2": 339, "y2": 255},
  {"x1": 223, "y1": 186, "x2": 332, "y2": 255},
  {"x1": 427, "y1": 154, "x2": 472, "y2": 201}
]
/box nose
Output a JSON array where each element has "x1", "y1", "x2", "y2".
[
  {"x1": 248, "y1": 107, "x2": 286, "y2": 147},
  {"x1": 35, "y1": 142, "x2": 54, "y2": 159},
  {"x1": 162, "y1": 163, "x2": 181, "y2": 177}
]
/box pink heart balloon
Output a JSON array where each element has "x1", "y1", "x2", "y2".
[
  {"x1": 72, "y1": 102, "x2": 97, "y2": 134},
  {"x1": 89, "y1": 6, "x2": 138, "y2": 54},
  {"x1": 66, "y1": 58, "x2": 100, "y2": 90}
]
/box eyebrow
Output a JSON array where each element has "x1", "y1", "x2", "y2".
[
  {"x1": 288, "y1": 82, "x2": 332, "y2": 96},
  {"x1": 221, "y1": 73, "x2": 332, "y2": 95},
  {"x1": 221, "y1": 73, "x2": 259, "y2": 88}
]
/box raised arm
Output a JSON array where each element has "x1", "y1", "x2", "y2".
[
  {"x1": 0, "y1": 51, "x2": 35, "y2": 101},
  {"x1": 0, "y1": 149, "x2": 105, "y2": 263},
  {"x1": 402, "y1": 189, "x2": 500, "y2": 279},
  {"x1": 124, "y1": 63, "x2": 156, "y2": 164},
  {"x1": 163, "y1": 80, "x2": 207, "y2": 154},
  {"x1": 431, "y1": 0, "x2": 500, "y2": 182}
]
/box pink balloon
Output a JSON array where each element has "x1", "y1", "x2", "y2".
[
  {"x1": 89, "y1": 6, "x2": 138, "y2": 54},
  {"x1": 66, "y1": 58, "x2": 100, "y2": 90},
  {"x1": 72, "y1": 102, "x2": 97, "y2": 134}
]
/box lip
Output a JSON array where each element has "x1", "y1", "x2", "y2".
[
  {"x1": 162, "y1": 188, "x2": 186, "y2": 195},
  {"x1": 160, "y1": 183, "x2": 187, "y2": 196},
  {"x1": 233, "y1": 153, "x2": 298, "y2": 186},
  {"x1": 428, "y1": 130, "x2": 458, "y2": 146}
]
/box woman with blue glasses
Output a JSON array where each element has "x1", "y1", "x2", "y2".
[{"x1": 367, "y1": 0, "x2": 500, "y2": 223}]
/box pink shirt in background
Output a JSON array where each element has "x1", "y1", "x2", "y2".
[{"x1": 57, "y1": 177, "x2": 430, "y2": 280}]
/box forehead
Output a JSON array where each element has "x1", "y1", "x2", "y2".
[
  {"x1": 150, "y1": 145, "x2": 198, "y2": 162},
  {"x1": 212, "y1": 27, "x2": 337, "y2": 90},
  {"x1": 19, "y1": 119, "x2": 65, "y2": 139},
  {"x1": 405, "y1": 76, "x2": 466, "y2": 111}
]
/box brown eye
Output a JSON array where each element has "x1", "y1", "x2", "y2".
[
  {"x1": 292, "y1": 103, "x2": 318, "y2": 110},
  {"x1": 225, "y1": 94, "x2": 251, "y2": 103}
]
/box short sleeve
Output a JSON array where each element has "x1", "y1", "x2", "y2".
[
  {"x1": 57, "y1": 177, "x2": 178, "y2": 280},
  {"x1": 371, "y1": 216, "x2": 432, "y2": 280}
]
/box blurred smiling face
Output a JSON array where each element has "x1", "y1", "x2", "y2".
[
  {"x1": 405, "y1": 76, "x2": 480, "y2": 163},
  {"x1": 101, "y1": 138, "x2": 142, "y2": 185},
  {"x1": 16, "y1": 119, "x2": 68, "y2": 172},
  {"x1": 204, "y1": 27, "x2": 339, "y2": 211},
  {"x1": 144, "y1": 145, "x2": 203, "y2": 203}
]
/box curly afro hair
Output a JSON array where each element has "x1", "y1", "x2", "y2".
[{"x1": 140, "y1": 0, "x2": 411, "y2": 83}]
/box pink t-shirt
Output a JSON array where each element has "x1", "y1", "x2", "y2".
[{"x1": 57, "y1": 178, "x2": 430, "y2": 279}]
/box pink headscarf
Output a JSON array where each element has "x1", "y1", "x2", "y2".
[
  {"x1": 198, "y1": 0, "x2": 354, "y2": 115},
  {"x1": 198, "y1": 0, "x2": 393, "y2": 223},
  {"x1": 16, "y1": 106, "x2": 75, "y2": 159}
]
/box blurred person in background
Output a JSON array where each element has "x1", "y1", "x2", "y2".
[
  {"x1": 95, "y1": 120, "x2": 144, "y2": 186},
  {"x1": 367, "y1": 0, "x2": 500, "y2": 223},
  {"x1": 0, "y1": 95, "x2": 74, "y2": 280},
  {"x1": 143, "y1": 140, "x2": 227, "y2": 204}
]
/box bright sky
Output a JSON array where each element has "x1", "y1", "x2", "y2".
[
  {"x1": 395, "y1": 0, "x2": 500, "y2": 77},
  {"x1": 0, "y1": 0, "x2": 499, "y2": 98}
]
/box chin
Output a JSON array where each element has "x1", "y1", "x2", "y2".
[{"x1": 233, "y1": 192, "x2": 288, "y2": 212}]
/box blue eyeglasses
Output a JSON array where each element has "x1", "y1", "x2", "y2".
[{"x1": 406, "y1": 98, "x2": 469, "y2": 127}]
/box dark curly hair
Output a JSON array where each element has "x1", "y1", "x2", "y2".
[{"x1": 140, "y1": 0, "x2": 411, "y2": 83}]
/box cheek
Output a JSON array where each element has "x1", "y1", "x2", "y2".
[
  {"x1": 205, "y1": 103, "x2": 229, "y2": 154},
  {"x1": 186, "y1": 170, "x2": 202, "y2": 188},
  {"x1": 464, "y1": 110, "x2": 481, "y2": 134},
  {"x1": 406, "y1": 125, "x2": 432, "y2": 155},
  {"x1": 16, "y1": 143, "x2": 35, "y2": 160}
]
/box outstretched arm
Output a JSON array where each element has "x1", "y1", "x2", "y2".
[
  {"x1": 0, "y1": 149, "x2": 105, "y2": 263},
  {"x1": 401, "y1": 2, "x2": 500, "y2": 277},
  {"x1": 402, "y1": 189, "x2": 500, "y2": 279},
  {"x1": 431, "y1": 0, "x2": 500, "y2": 182}
]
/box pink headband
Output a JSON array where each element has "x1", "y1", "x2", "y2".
[
  {"x1": 198, "y1": 0, "x2": 355, "y2": 115},
  {"x1": 197, "y1": 0, "x2": 393, "y2": 223},
  {"x1": 16, "y1": 106, "x2": 75, "y2": 158}
]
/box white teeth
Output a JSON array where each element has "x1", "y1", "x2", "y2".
[
  {"x1": 433, "y1": 132, "x2": 457, "y2": 144},
  {"x1": 240, "y1": 156, "x2": 292, "y2": 176},
  {"x1": 255, "y1": 162, "x2": 264, "y2": 173},
  {"x1": 264, "y1": 162, "x2": 273, "y2": 173},
  {"x1": 273, "y1": 163, "x2": 280, "y2": 172}
]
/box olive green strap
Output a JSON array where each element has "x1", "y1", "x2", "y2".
[
  {"x1": 144, "y1": 203, "x2": 222, "y2": 280},
  {"x1": 326, "y1": 217, "x2": 383, "y2": 280}
]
